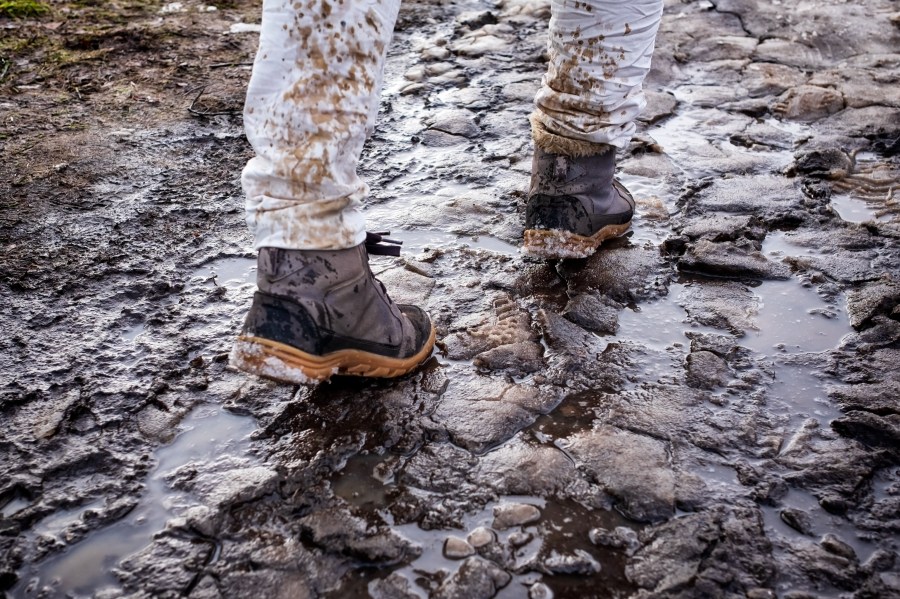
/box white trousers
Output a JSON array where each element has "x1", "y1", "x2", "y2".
[{"x1": 242, "y1": 0, "x2": 663, "y2": 250}]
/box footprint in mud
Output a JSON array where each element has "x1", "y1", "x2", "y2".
[{"x1": 441, "y1": 295, "x2": 544, "y2": 373}]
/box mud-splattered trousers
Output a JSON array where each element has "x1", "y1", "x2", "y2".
[{"x1": 242, "y1": 0, "x2": 663, "y2": 250}]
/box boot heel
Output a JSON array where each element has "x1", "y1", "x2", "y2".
[{"x1": 229, "y1": 337, "x2": 335, "y2": 384}]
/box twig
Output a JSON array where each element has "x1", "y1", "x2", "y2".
[
  {"x1": 209, "y1": 61, "x2": 254, "y2": 69},
  {"x1": 187, "y1": 84, "x2": 241, "y2": 117}
]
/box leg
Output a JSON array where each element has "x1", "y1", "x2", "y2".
[
  {"x1": 241, "y1": 0, "x2": 400, "y2": 251},
  {"x1": 232, "y1": 0, "x2": 436, "y2": 384},
  {"x1": 523, "y1": 0, "x2": 663, "y2": 259}
]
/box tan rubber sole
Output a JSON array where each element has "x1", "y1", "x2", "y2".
[
  {"x1": 521, "y1": 221, "x2": 632, "y2": 259},
  {"x1": 229, "y1": 322, "x2": 437, "y2": 385}
]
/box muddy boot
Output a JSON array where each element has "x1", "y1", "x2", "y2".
[
  {"x1": 230, "y1": 238, "x2": 435, "y2": 384},
  {"x1": 522, "y1": 145, "x2": 635, "y2": 259}
]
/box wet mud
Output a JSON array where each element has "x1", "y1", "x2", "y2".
[{"x1": 2, "y1": 0, "x2": 899, "y2": 598}]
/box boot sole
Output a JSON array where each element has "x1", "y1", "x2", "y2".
[
  {"x1": 521, "y1": 221, "x2": 632, "y2": 259},
  {"x1": 229, "y1": 320, "x2": 437, "y2": 385}
]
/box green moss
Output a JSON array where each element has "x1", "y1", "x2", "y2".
[
  {"x1": 0, "y1": 34, "x2": 47, "y2": 54},
  {"x1": 0, "y1": 0, "x2": 51, "y2": 18}
]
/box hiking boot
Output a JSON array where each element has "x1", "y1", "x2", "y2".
[
  {"x1": 522, "y1": 145, "x2": 635, "y2": 259},
  {"x1": 230, "y1": 236, "x2": 435, "y2": 384}
]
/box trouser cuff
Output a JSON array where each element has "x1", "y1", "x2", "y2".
[{"x1": 529, "y1": 113, "x2": 615, "y2": 158}]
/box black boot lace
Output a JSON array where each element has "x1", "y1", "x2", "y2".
[{"x1": 365, "y1": 231, "x2": 403, "y2": 257}]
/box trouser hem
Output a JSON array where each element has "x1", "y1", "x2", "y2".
[{"x1": 530, "y1": 113, "x2": 615, "y2": 158}]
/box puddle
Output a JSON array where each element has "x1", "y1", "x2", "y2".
[
  {"x1": 829, "y1": 193, "x2": 888, "y2": 224},
  {"x1": 617, "y1": 283, "x2": 722, "y2": 352},
  {"x1": 769, "y1": 362, "x2": 843, "y2": 432},
  {"x1": 120, "y1": 323, "x2": 146, "y2": 343},
  {"x1": 762, "y1": 230, "x2": 817, "y2": 259},
  {"x1": 530, "y1": 394, "x2": 603, "y2": 441},
  {"x1": 190, "y1": 257, "x2": 256, "y2": 288},
  {"x1": 760, "y1": 487, "x2": 877, "y2": 568},
  {"x1": 330, "y1": 453, "x2": 393, "y2": 513},
  {"x1": 1, "y1": 497, "x2": 32, "y2": 518},
  {"x1": 384, "y1": 497, "x2": 636, "y2": 599},
  {"x1": 32, "y1": 500, "x2": 105, "y2": 540},
  {"x1": 14, "y1": 404, "x2": 258, "y2": 598},
  {"x1": 650, "y1": 109, "x2": 796, "y2": 176},
  {"x1": 742, "y1": 280, "x2": 850, "y2": 354},
  {"x1": 330, "y1": 451, "x2": 639, "y2": 599},
  {"x1": 617, "y1": 173, "x2": 675, "y2": 247},
  {"x1": 390, "y1": 229, "x2": 519, "y2": 256},
  {"x1": 871, "y1": 466, "x2": 900, "y2": 502},
  {"x1": 754, "y1": 232, "x2": 853, "y2": 353}
]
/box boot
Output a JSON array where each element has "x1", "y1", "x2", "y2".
[
  {"x1": 523, "y1": 145, "x2": 635, "y2": 259},
  {"x1": 230, "y1": 239, "x2": 435, "y2": 384}
]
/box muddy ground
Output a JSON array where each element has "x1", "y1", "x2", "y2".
[{"x1": 1, "y1": 0, "x2": 899, "y2": 597}]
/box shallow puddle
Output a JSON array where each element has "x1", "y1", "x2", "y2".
[
  {"x1": 754, "y1": 232, "x2": 852, "y2": 353},
  {"x1": 760, "y1": 487, "x2": 878, "y2": 565},
  {"x1": 830, "y1": 193, "x2": 885, "y2": 224},
  {"x1": 617, "y1": 282, "x2": 721, "y2": 352},
  {"x1": 330, "y1": 457, "x2": 639, "y2": 599},
  {"x1": 743, "y1": 280, "x2": 850, "y2": 354},
  {"x1": 190, "y1": 256, "x2": 256, "y2": 288},
  {"x1": 120, "y1": 322, "x2": 146, "y2": 343},
  {"x1": 0, "y1": 497, "x2": 32, "y2": 519},
  {"x1": 390, "y1": 229, "x2": 519, "y2": 256},
  {"x1": 14, "y1": 405, "x2": 258, "y2": 598},
  {"x1": 769, "y1": 362, "x2": 843, "y2": 430}
]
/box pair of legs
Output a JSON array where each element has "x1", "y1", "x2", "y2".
[{"x1": 231, "y1": 0, "x2": 663, "y2": 384}]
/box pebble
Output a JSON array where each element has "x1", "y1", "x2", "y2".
[
  {"x1": 529, "y1": 582, "x2": 554, "y2": 599},
  {"x1": 543, "y1": 549, "x2": 601, "y2": 575},
  {"x1": 820, "y1": 533, "x2": 857, "y2": 560},
  {"x1": 444, "y1": 536, "x2": 476, "y2": 559},
  {"x1": 467, "y1": 526, "x2": 495, "y2": 548},
  {"x1": 492, "y1": 503, "x2": 541, "y2": 530}
]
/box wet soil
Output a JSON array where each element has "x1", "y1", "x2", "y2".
[{"x1": 2, "y1": 0, "x2": 900, "y2": 598}]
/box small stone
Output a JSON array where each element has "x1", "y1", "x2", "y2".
[
  {"x1": 747, "y1": 589, "x2": 776, "y2": 599},
  {"x1": 779, "y1": 507, "x2": 813, "y2": 535},
  {"x1": 529, "y1": 582, "x2": 553, "y2": 599},
  {"x1": 863, "y1": 549, "x2": 896, "y2": 572},
  {"x1": 562, "y1": 293, "x2": 620, "y2": 335},
  {"x1": 456, "y1": 10, "x2": 497, "y2": 29},
  {"x1": 685, "y1": 350, "x2": 730, "y2": 389},
  {"x1": 467, "y1": 526, "x2": 495, "y2": 548},
  {"x1": 588, "y1": 526, "x2": 640, "y2": 556},
  {"x1": 507, "y1": 531, "x2": 533, "y2": 548},
  {"x1": 433, "y1": 557, "x2": 511, "y2": 599},
  {"x1": 543, "y1": 549, "x2": 601, "y2": 575},
  {"x1": 820, "y1": 494, "x2": 849, "y2": 515},
  {"x1": 492, "y1": 503, "x2": 541, "y2": 530},
  {"x1": 444, "y1": 536, "x2": 476, "y2": 559},
  {"x1": 820, "y1": 533, "x2": 856, "y2": 560},
  {"x1": 371, "y1": 573, "x2": 418, "y2": 599},
  {"x1": 421, "y1": 45, "x2": 451, "y2": 61}
]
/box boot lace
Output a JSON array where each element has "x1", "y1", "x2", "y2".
[{"x1": 365, "y1": 231, "x2": 403, "y2": 257}]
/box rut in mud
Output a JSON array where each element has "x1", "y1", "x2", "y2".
[{"x1": 1, "y1": 0, "x2": 899, "y2": 598}]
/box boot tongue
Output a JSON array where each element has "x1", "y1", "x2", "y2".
[{"x1": 365, "y1": 231, "x2": 403, "y2": 257}]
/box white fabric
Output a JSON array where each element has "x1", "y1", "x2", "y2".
[
  {"x1": 533, "y1": 0, "x2": 663, "y2": 150},
  {"x1": 242, "y1": 0, "x2": 662, "y2": 250},
  {"x1": 241, "y1": 0, "x2": 400, "y2": 250}
]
